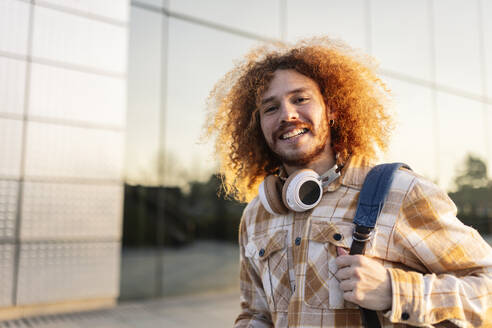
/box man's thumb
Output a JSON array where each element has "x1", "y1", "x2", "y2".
[{"x1": 336, "y1": 246, "x2": 349, "y2": 256}]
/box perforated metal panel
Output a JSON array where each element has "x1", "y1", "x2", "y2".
[
  {"x1": 0, "y1": 180, "x2": 18, "y2": 241},
  {"x1": 37, "y1": 0, "x2": 129, "y2": 22},
  {"x1": 29, "y1": 63, "x2": 126, "y2": 127},
  {"x1": 21, "y1": 182, "x2": 123, "y2": 240},
  {"x1": 24, "y1": 122, "x2": 124, "y2": 180},
  {"x1": 0, "y1": 243, "x2": 14, "y2": 307},
  {"x1": 32, "y1": 6, "x2": 127, "y2": 74},
  {"x1": 0, "y1": 118, "x2": 23, "y2": 178},
  {"x1": 16, "y1": 241, "x2": 120, "y2": 305},
  {"x1": 0, "y1": 0, "x2": 30, "y2": 55},
  {"x1": 0, "y1": 57, "x2": 27, "y2": 116}
]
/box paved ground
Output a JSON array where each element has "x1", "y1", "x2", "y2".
[{"x1": 0, "y1": 289, "x2": 240, "y2": 328}]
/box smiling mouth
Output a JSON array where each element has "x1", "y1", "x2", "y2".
[{"x1": 279, "y1": 128, "x2": 309, "y2": 140}]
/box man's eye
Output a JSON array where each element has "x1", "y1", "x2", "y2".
[{"x1": 294, "y1": 97, "x2": 309, "y2": 104}]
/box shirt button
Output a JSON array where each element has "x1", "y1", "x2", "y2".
[
  {"x1": 259, "y1": 248, "x2": 265, "y2": 257},
  {"x1": 295, "y1": 237, "x2": 301, "y2": 246},
  {"x1": 401, "y1": 312, "x2": 410, "y2": 320},
  {"x1": 333, "y1": 233, "x2": 343, "y2": 241}
]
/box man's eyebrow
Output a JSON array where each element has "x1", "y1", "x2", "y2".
[{"x1": 260, "y1": 88, "x2": 309, "y2": 105}]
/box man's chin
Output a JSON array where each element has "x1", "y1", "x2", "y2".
[
  {"x1": 276, "y1": 149, "x2": 325, "y2": 167},
  {"x1": 279, "y1": 155, "x2": 314, "y2": 167}
]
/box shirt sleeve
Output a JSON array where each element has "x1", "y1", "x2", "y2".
[
  {"x1": 234, "y1": 210, "x2": 274, "y2": 328},
  {"x1": 385, "y1": 177, "x2": 492, "y2": 327}
]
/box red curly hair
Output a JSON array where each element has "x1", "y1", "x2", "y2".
[{"x1": 205, "y1": 37, "x2": 393, "y2": 202}]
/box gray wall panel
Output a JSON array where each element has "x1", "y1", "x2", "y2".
[
  {"x1": 36, "y1": 0, "x2": 129, "y2": 23},
  {"x1": 24, "y1": 122, "x2": 124, "y2": 180},
  {"x1": 32, "y1": 6, "x2": 127, "y2": 74},
  {"x1": 0, "y1": 0, "x2": 30, "y2": 56},
  {"x1": 0, "y1": 243, "x2": 14, "y2": 306},
  {"x1": 21, "y1": 182, "x2": 123, "y2": 240},
  {"x1": 16, "y1": 241, "x2": 120, "y2": 305},
  {"x1": 0, "y1": 180, "x2": 18, "y2": 241},
  {"x1": 0, "y1": 57, "x2": 27, "y2": 117},
  {"x1": 0, "y1": 118, "x2": 23, "y2": 178},
  {"x1": 29, "y1": 63, "x2": 126, "y2": 127}
]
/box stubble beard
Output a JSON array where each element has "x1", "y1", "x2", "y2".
[{"x1": 271, "y1": 126, "x2": 330, "y2": 167}]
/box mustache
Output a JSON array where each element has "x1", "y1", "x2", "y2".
[{"x1": 273, "y1": 121, "x2": 312, "y2": 140}]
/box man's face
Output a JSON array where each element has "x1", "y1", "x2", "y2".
[{"x1": 259, "y1": 69, "x2": 333, "y2": 167}]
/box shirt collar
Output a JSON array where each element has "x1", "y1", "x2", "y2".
[{"x1": 323, "y1": 155, "x2": 378, "y2": 192}]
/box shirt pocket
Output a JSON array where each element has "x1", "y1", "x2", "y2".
[
  {"x1": 245, "y1": 229, "x2": 291, "y2": 312},
  {"x1": 304, "y1": 220, "x2": 358, "y2": 309}
]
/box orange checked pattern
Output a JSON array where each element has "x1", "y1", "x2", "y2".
[{"x1": 234, "y1": 156, "x2": 492, "y2": 328}]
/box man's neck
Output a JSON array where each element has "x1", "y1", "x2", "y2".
[{"x1": 283, "y1": 152, "x2": 336, "y2": 176}]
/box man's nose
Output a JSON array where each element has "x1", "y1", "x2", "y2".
[{"x1": 279, "y1": 102, "x2": 299, "y2": 122}]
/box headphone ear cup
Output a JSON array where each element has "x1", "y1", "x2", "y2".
[
  {"x1": 259, "y1": 175, "x2": 289, "y2": 215},
  {"x1": 282, "y1": 170, "x2": 303, "y2": 212},
  {"x1": 282, "y1": 169, "x2": 322, "y2": 212}
]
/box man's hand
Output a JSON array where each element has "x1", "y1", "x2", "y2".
[{"x1": 334, "y1": 247, "x2": 392, "y2": 311}]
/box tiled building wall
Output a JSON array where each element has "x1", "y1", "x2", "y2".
[{"x1": 0, "y1": 0, "x2": 128, "y2": 309}]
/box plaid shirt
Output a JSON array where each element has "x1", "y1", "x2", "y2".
[{"x1": 235, "y1": 156, "x2": 492, "y2": 327}]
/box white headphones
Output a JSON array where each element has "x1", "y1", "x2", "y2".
[{"x1": 258, "y1": 164, "x2": 341, "y2": 215}]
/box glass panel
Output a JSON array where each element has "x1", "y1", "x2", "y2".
[
  {"x1": 169, "y1": 0, "x2": 280, "y2": 39},
  {"x1": 125, "y1": 7, "x2": 163, "y2": 186},
  {"x1": 0, "y1": 180, "x2": 18, "y2": 240},
  {"x1": 0, "y1": 57, "x2": 26, "y2": 116},
  {"x1": 165, "y1": 18, "x2": 257, "y2": 187},
  {"x1": 0, "y1": 118, "x2": 23, "y2": 178},
  {"x1": 32, "y1": 6, "x2": 127, "y2": 74},
  {"x1": 433, "y1": 0, "x2": 481, "y2": 95},
  {"x1": 133, "y1": 0, "x2": 168, "y2": 9},
  {"x1": 21, "y1": 182, "x2": 123, "y2": 240},
  {"x1": 0, "y1": 243, "x2": 14, "y2": 306},
  {"x1": 29, "y1": 63, "x2": 126, "y2": 127},
  {"x1": 0, "y1": 0, "x2": 30, "y2": 55},
  {"x1": 488, "y1": 105, "x2": 492, "y2": 178},
  {"x1": 24, "y1": 122, "x2": 124, "y2": 180},
  {"x1": 437, "y1": 92, "x2": 487, "y2": 191},
  {"x1": 162, "y1": 242, "x2": 239, "y2": 295},
  {"x1": 384, "y1": 77, "x2": 436, "y2": 181},
  {"x1": 483, "y1": 0, "x2": 492, "y2": 98},
  {"x1": 37, "y1": 0, "x2": 129, "y2": 22},
  {"x1": 16, "y1": 241, "x2": 119, "y2": 305},
  {"x1": 372, "y1": 0, "x2": 432, "y2": 81},
  {"x1": 286, "y1": 0, "x2": 366, "y2": 50}
]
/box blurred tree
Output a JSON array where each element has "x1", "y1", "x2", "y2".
[
  {"x1": 122, "y1": 174, "x2": 245, "y2": 247},
  {"x1": 454, "y1": 154, "x2": 489, "y2": 189},
  {"x1": 448, "y1": 154, "x2": 492, "y2": 235}
]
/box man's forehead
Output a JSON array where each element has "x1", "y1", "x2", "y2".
[
  {"x1": 261, "y1": 88, "x2": 309, "y2": 105},
  {"x1": 261, "y1": 69, "x2": 321, "y2": 102}
]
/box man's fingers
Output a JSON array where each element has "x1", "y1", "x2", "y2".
[
  {"x1": 343, "y1": 290, "x2": 356, "y2": 303},
  {"x1": 339, "y1": 278, "x2": 356, "y2": 292},
  {"x1": 337, "y1": 246, "x2": 349, "y2": 256},
  {"x1": 335, "y1": 266, "x2": 353, "y2": 281}
]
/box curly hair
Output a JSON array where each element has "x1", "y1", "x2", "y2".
[{"x1": 205, "y1": 37, "x2": 394, "y2": 203}]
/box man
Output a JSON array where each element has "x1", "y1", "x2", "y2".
[{"x1": 205, "y1": 37, "x2": 492, "y2": 327}]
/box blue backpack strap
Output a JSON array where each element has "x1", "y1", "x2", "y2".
[
  {"x1": 350, "y1": 162, "x2": 410, "y2": 328},
  {"x1": 353, "y1": 162, "x2": 411, "y2": 229}
]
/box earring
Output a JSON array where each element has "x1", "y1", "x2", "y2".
[{"x1": 329, "y1": 119, "x2": 335, "y2": 127}]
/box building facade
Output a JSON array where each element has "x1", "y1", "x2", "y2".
[{"x1": 0, "y1": 0, "x2": 128, "y2": 319}]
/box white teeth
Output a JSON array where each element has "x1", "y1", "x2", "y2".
[{"x1": 281, "y1": 128, "x2": 307, "y2": 140}]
